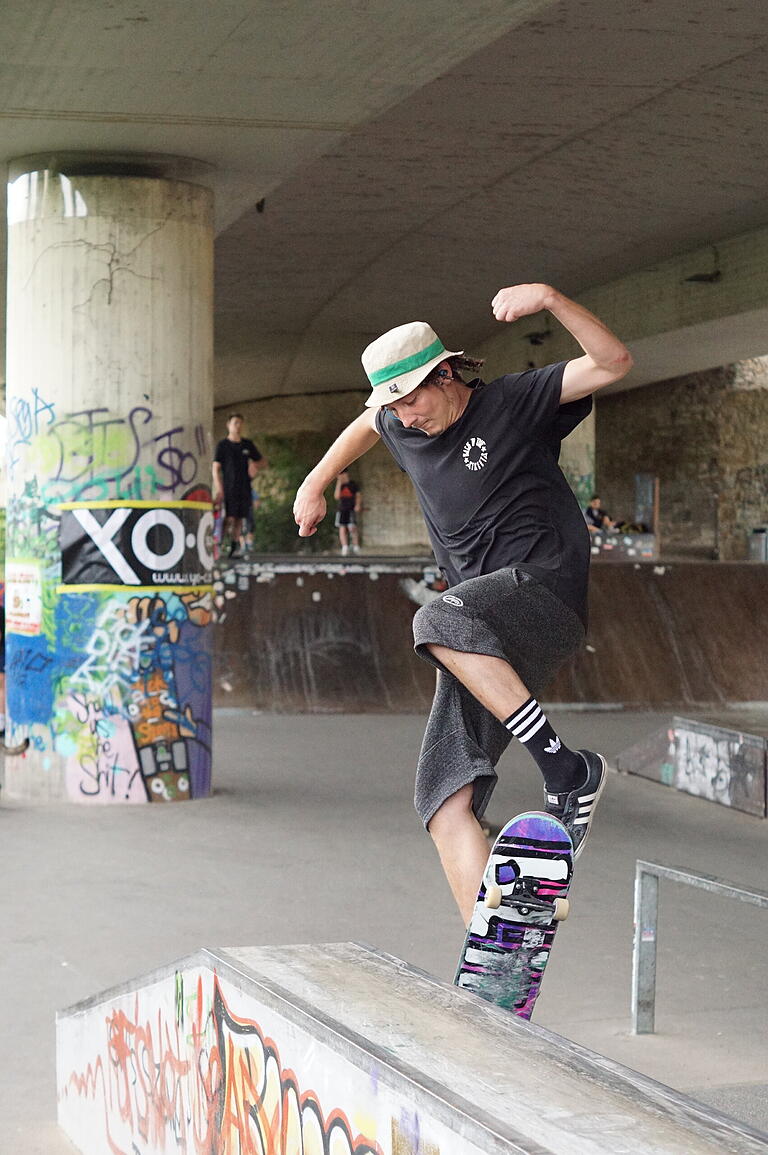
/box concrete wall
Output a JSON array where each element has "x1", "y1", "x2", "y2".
[{"x1": 595, "y1": 358, "x2": 768, "y2": 560}]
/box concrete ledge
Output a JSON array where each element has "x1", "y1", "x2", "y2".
[
  {"x1": 617, "y1": 715, "x2": 768, "y2": 816},
  {"x1": 57, "y1": 942, "x2": 768, "y2": 1155}
]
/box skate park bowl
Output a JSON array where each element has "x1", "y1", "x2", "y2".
[{"x1": 57, "y1": 942, "x2": 768, "y2": 1155}]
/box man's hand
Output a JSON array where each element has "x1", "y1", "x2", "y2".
[
  {"x1": 491, "y1": 283, "x2": 555, "y2": 323},
  {"x1": 293, "y1": 486, "x2": 326, "y2": 537}
]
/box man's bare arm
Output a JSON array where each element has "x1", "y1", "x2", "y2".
[
  {"x1": 294, "y1": 409, "x2": 380, "y2": 537},
  {"x1": 491, "y1": 283, "x2": 633, "y2": 401}
]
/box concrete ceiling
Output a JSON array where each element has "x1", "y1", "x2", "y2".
[{"x1": 2, "y1": 0, "x2": 768, "y2": 404}]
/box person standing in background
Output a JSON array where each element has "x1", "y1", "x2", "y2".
[
  {"x1": 212, "y1": 414, "x2": 268, "y2": 557},
  {"x1": 334, "y1": 469, "x2": 363, "y2": 555}
]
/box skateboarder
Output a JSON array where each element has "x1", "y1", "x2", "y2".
[{"x1": 293, "y1": 282, "x2": 632, "y2": 924}]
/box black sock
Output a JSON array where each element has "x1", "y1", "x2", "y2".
[{"x1": 504, "y1": 697, "x2": 583, "y2": 793}]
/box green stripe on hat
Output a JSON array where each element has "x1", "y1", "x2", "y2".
[{"x1": 368, "y1": 337, "x2": 446, "y2": 386}]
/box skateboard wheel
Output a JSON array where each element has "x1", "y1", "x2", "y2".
[
  {"x1": 484, "y1": 883, "x2": 502, "y2": 909},
  {"x1": 552, "y1": 897, "x2": 570, "y2": 921}
]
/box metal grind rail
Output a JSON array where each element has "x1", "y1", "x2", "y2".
[{"x1": 632, "y1": 860, "x2": 768, "y2": 1034}]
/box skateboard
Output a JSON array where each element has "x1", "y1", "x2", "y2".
[{"x1": 454, "y1": 811, "x2": 573, "y2": 1020}]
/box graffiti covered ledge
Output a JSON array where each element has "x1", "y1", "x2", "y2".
[{"x1": 56, "y1": 942, "x2": 767, "y2": 1155}]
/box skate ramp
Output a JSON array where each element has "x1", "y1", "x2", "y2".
[
  {"x1": 57, "y1": 942, "x2": 768, "y2": 1155},
  {"x1": 213, "y1": 559, "x2": 768, "y2": 711}
]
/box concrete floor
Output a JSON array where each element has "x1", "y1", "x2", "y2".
[{"x1": 2, "y1": 707, "x2": 767, "y2": 1153}]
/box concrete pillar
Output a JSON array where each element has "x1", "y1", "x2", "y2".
[{"x1": 4, "y1": 154, "x2": 214, "y2": 802}]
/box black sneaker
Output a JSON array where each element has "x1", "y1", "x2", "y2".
[{"x1": 544, "y1": 750, "x2": 607, "y2": 859}]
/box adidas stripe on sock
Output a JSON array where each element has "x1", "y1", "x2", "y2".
[{"x1": 504, "y1": 697, "x2": 583, "y2": 793}]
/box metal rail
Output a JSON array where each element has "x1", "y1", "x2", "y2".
[{"x1": 631, "y1": 860, "x2": 768, "y2": 1034}]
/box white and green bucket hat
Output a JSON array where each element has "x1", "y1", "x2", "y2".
[{"x1": 362, "y1": 321, "x2": 462, "y2": 408}]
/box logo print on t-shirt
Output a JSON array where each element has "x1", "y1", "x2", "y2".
[
  {"x1": 462, "y1": 436, "x2": 488, "y2": 471},
  {"x1": 442, "y1": 594, "x2": 464, "y2": 607}
]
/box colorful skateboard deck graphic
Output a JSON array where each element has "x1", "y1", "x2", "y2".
[{"x1": 454, "y1": 811, "x2": 573, "y2": 1020}]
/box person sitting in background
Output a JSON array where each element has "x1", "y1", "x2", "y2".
[{"x1": 584, "y1": 494, "x2": 617, "y2": 534}]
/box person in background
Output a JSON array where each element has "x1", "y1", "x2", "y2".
[
  {"x1": 212, "y1": 414, "x2": 268, "y2": 557},
  {"x1": 584, "y1": 494, "x2": 617, "y2": 534},
  {"x1": 243, "y1": 483, "x2": 262, "y2": 553},
  {"x1": 334, "y1": 469, "x2": 363, "y2": 555}
]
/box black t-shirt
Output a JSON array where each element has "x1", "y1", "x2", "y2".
[
  {"x1": 214, "y1": 437, "x2": 262, "y2": 499},
  {"x1": 585, "y1": 505, "x2": 609, "y2": 528},
  {"x1": 375, "y1": 362, "x2": 592, "y2": 627},
  {"x1": 337, "y1": 480, "x2": 359, "y2": 513}
]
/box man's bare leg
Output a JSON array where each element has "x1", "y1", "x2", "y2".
[
  {"x1": 425, "y1": 644, "x2": 606, "y2": 915},
  {"x1": 424, "y1": 647, "x2": 531, "y2": 923},
  {"x1": 427, "y1": 785, "x2": 492, "y2": 925},
  {"x1": 426, "y1": 645, "x2": 529, "y2": 722}
]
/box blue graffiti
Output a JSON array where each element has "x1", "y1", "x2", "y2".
[{"x1": 7, "y1": 634, "x2": 55, "y2": 724}]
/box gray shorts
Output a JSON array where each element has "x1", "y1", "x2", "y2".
[{"x1": 411, "y1": 567, "x2": 585, "y2": 827}]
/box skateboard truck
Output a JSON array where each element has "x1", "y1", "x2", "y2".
[{"x1": 483, "y1": 882, "x2": 570, "y2": 922}]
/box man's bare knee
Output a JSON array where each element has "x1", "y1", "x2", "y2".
[
  {"x1": 427, "y1": 783, "x2": 475, "y2": 840},
  {"x1": 426, "y1": 642, "x2": 455, "y2": 662}
]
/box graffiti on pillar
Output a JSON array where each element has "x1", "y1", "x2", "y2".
[
  {"x1": 10, "y1": 390, "x2": 209, "y2": 504},
  {"x1": 55, "y1": 586, "x2": 213, "y2": 803},
  {"x1": 5, "y1": 395, "x2": 214, "y2": 802}
]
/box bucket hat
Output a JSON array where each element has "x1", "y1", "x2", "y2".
[{"x1": 362, "y1": 321, "x2": 462, "y2": 408}]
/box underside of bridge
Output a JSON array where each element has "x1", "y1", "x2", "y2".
[{"x1": 2, "y1": 0, "x2": 768, "y2": 404}]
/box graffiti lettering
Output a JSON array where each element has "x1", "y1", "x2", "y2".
[
  {"x1": 63, "y1": 971, "x2": 383, "y2": 1155},
  {"x1": 70, "y1": 604, "x2": 151, "y2": 697},
  {"x1": 76, "y1": 749, "x2": 143, "y2": 801},
  {"x1": 153, "y1": 425, "x2": 199, "y2": 492},
  {"x1": 21, "y1": 402, "x2": 201, "y2": 503},
  {"x1": 9, "y1": 387, "x2": 57, "y2": 469}
]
